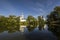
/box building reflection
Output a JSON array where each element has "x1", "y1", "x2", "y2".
[{"x1": 20, "y1": 26, "x2": 26, "y2": 32}]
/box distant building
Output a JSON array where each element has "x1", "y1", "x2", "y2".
[{"x1": 20, "y1": 12, "x2": 26, "y2": 22}]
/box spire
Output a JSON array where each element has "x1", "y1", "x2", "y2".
[
  {"x1": 21, "y1": 12, "x2": 24, "y2": 19},
  {"x1": 20, "y1": 12, "x2": 26, "y2": 22},
  {"x1": 22, "y1": 12, "x2": 23, "y2": 15},
  {"x1": 21, "y1": 12, "x2": 24, "y2": 17}
]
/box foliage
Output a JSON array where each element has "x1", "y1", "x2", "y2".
[
  {"x1": 47, "y1": 6, "x2": 60, "y2": 24},
  {"x1": 0, "y1": 15, "x2": 20, "y2": 31},
  {"x1": 26, "y1": 15, "x2": 37, "y2": 27},
  {"x1": 47, "y1": 6, "x2": 60, "y2": 40}
]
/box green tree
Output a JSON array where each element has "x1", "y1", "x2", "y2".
[
  {"x1": 47, "y1": 6, "x2": 60, "y2": 24},
  {"x1": 0, "y1": 15, "x2": 20, "y2": 32},
  {"x1": 0, "y1": 16, "x2": 7, "y2": 31},
  {"x1": 26, "y1": 15, "x2": 37, "y2": 28}
]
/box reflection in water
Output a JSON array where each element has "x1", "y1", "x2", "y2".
[
  {"x1": 0, "y1": 25, "x2": 57, "y2": 40},
  {"x1": 44, "y1": 24, "x2": 48, "y2": 30},
  {"x1": 27, "y1": 26, "x2": 36, "y2": 32},
  {"x1": 48, "y1": 24, "x2": 60, "y2": 40},
  {"x1": 20, "y1": 26, "x2": 26, "y2": 32}
]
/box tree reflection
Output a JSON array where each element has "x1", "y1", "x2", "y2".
[
  {"x1": 38, "y1": 25, "x2": 45, "y2": 30},
  {"x1": 7, "y1": 26, "x2": 20, "y2": 33},
  {"x1": 0, "y1": 28, "x2": 5, "y2": 33},
  {"x1": 26, "y1": 23, "x2": 37, "y2": 32},
  {"x1": 0, "y1": 26, "x2": 20, "y2": 33},
  {"x1": 48, "y1": 24, "x2": 60, "y2": 40},
  {"x1": 27, "y1": 26, "x2": 35, "y2": 32}
]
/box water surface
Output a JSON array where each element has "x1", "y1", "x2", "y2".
[{"x1": 0, "y1": 25, "x2": 57, "y2": 40}]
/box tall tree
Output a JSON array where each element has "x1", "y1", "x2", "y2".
[{"x1": 26, "y1": 15, "x2": 37, "y2": 28}]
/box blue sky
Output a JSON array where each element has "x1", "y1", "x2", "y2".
[{"x1": 0, "y1": 0, "x2": 60, "y2": 18}]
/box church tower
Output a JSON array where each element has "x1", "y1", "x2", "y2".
[{"x1": 20, "y1": 12, "x2": 26, "y2": 22}]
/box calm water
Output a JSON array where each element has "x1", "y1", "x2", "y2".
[{"x1": 0, "y1": 25, "x2": 57, "y2": 40}]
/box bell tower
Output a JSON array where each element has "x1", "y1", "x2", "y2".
[{"x1": 20, "y1": 12, "x2": 26, "y2": 22}]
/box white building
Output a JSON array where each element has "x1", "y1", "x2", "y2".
[{"x1": 20, "y1": 12, "x2": 26, "y2": 22}]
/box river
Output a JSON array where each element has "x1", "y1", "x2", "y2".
[{"x1": 0, "y1": 25, "x2": 57, "y2": 40}]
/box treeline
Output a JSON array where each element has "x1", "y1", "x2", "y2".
[
  {"x1": 0, "y1": 15, "x2": 20, "y2": 31},
  {"x1": 0, "y1": 15, "x2": 45, "y2": 27}
]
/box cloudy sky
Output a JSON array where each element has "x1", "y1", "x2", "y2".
[{"x1": 0, "y1": 0, "x2": 60, "y2": 18}]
